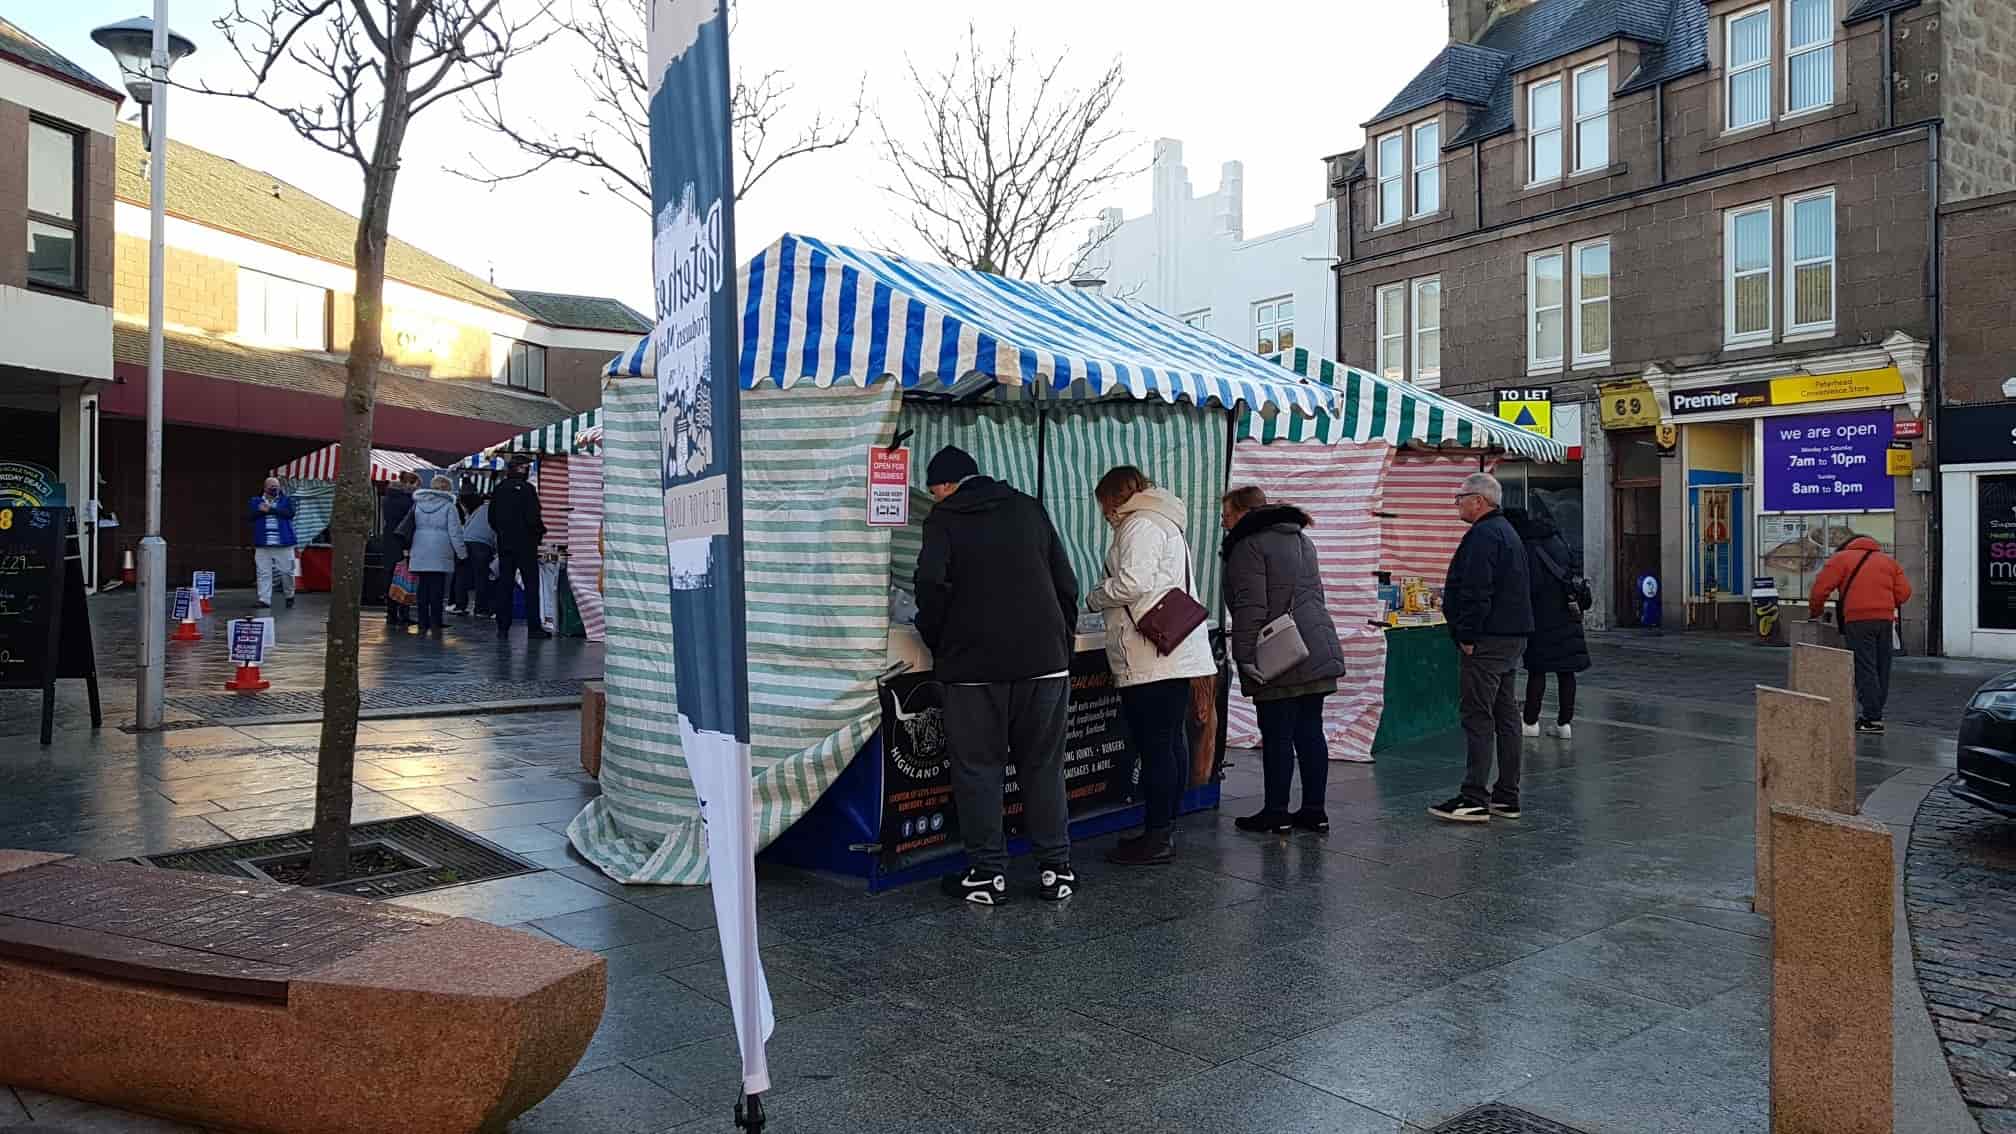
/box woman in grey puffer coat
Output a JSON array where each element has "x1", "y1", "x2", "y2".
[
  {"x1": 398, "y1": 476, "x2": 467, "y2": 634},
  {"x1": 1221, "y1": 487, "x2": 1346, "y2": 835}
]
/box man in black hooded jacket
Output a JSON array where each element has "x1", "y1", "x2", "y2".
[{"x1": 914, "y1": 446, "x2": 1079, "y2": 906}]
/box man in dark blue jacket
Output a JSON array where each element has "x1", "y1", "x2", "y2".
[
  {"x1": 1431, "y1": 472, "x2": 1535, "y2": 824},
  {"x1": 248, "y1": 477, "x2": 298, "y2": 609}
]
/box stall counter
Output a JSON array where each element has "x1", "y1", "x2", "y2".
[{"x1": 1369, "y1": 621, "x2": 1463, "y2": 753}]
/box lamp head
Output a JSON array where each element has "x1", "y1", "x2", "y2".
[{"x1": 91, "y1": 17, "x2": 196, "y2": 105}]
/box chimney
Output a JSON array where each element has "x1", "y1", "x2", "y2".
[{"x1": 1449, "y1": 0, "x2": 1493, "y2": 42}]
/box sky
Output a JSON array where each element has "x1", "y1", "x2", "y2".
[{"x1": 10, "y1": 0, "x2": 1447, "y2": 317}]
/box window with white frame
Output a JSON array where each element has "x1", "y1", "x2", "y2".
[
  {"x1": 1725, "y1": 202, "x2": 1774, "y2": 344},
  {"x1": 1786, "y1": 0, "x2": 1833, "y2": 114},
  {"x1": 1376, "y1": 284, "x2": 1406, "y2": 380},
  {"x1": 1726, "y1": 6, "x2": 1772, "y2": 131},
  {"x1": 237, "y1": 268, "x2": 328, "y2": 349},
  {"x1": 1527, "y1": 250, "x2": 1565, "y2": 371},
  {"x1": 1529, "y1": 78, "x2": 1563, "y2": 184},
  {"x1": 1786, "y1": 189, "x2": 1836, "y2": 334},
  {"x1": 1411, "y1": 277, "x2": 1442, "y2": 387},
  {"x1": 492, "y1": 336, "x2": 547, "y2": 393},
  {"x1": 1182, "y1": 309, "x2": 1213, "y2": 332},
  {"x1": 1254, "y1": 297, "x2": 1294, "y2": 354},
  {"x1": 1572, "y1": 239, "x2": 1611, "y2": 366},
  {"x1": 1573, "y1": 63, "x2": 1610, "y2": 173},
  {"x1": 1376, "y1": 132, "x2": 1404, "y2": 226},
  {"x1": 1411, "y1": 121, "x2": 1441, "y2": 217}
]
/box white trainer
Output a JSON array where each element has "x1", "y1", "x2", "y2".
[
  {"x1": 1546, "y1": 722, "x2": 1573, "y2": 739},
  {"x1": 1521, "y1": 721, "x2": 1540, "y2": 738}
]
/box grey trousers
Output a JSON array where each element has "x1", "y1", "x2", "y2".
[
  {"x1": 943, "y1": 677, "x2": 1072, "y2": 874},
  {"x1": 1841, "y1": 620, "x2": 1894, "y2": 722},
  {"x1": 1458, "y1": 636, "x2": 1525, "y2": 806}
]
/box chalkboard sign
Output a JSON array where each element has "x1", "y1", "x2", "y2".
[{"x1": 0, "y1": 506, "x2": 100, "y2": 744}]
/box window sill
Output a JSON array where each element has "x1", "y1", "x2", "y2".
[
  {"x1": 1526, "y1": 360, "x2": 1566, "y2": 377},
  {"x1": 1704, "y1": 101, "x2": 1860, "y2": 153},
  {"x1": 1782, "y1": 326, "x2": 1837, "y2": 343},
  {"x1": 25, "y1": 280, "x2": 89, "y2": 301},
  {"x1": 1569, "y1": 161, "x2": 1627, "y2": 183},
  {"x1": 1573, "y1": 356, "x2": 1613, "y2": 371},
  {"x1": 1721, "y1": 336, "x2": 1776, "y2": 354},
  {"x1": 1369, "y1": 208, "x2": 1454, "y2": 236}
]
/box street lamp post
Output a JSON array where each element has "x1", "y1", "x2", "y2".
[{"x1": 93, "y1": 9, "x2": 194, "y2": 730}]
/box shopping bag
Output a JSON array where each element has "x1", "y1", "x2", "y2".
[{"x1": 387, "y1": 559, "x2": 418, "y2": 606}]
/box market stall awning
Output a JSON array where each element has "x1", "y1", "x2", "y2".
[
  {"x1": 271, "y1": 443, "x2": 433, "y2": 483},
  {"x1": 1244, "y1": 348, "x2": 1567, "y2": 462},
  {"x1": 460, "y1": 407, "x2": 603, "y2": 464},
  {"x1": 604, "y1": 234, "x2": 1338, "y2": 419}
]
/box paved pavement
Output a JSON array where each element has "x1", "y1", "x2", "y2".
[
  {"x1": 0, "y1": 635, "x2": 1991, "y2": 1132},
  {"x1": 0, "y1": 589, "x2": 602, "y2": 738}
]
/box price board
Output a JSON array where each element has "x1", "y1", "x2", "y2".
[{"x1": 0, "y1": 506, "x2": 100, "y2": 744}]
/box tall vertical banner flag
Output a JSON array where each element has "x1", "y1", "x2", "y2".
[{"x1": 648, "y1": 0, "x2": 772, "y2": 1096}]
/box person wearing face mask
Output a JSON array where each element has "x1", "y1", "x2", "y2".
[
  {"x1": 248, "y1": 476, "x2": 298, "y2": 609},
  {"x1": 1086, "y1": 466, "x2": 1216, "y2": 866}
]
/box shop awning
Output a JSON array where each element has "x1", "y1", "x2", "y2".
[
  {"x1": 603, "y1": 234, "x2": 1338, "y2": 419},
  {"x1": 1244, "y1": 348, "x2": 1567, "y2": 462},
  {"x1": 460, "y1": 407, "x2": 603, "y2": 463},
  {"x1": 271, "y1": 443, "x2": 433, "y2": 483}
]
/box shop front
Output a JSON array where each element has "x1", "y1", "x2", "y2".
[
  {"x1": 1938, "y1": 401, "x2": 2016, "y2": 660},
  {"x1": 1644, "y1": 334, "x2": 1930, "y2": 649}
]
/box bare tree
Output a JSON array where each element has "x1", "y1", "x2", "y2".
[
  {"x1": 459, "y1": 0, "x2": 862, "y2": 209},
  {"x1": 202, "y1": 0, "x2": 549, "y2": 883},
  {"x1": 880, "y1": 26, "x2": 1134, "y2": 281}
]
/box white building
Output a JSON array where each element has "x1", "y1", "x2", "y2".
[{"x1": 1076, "y1": 139, "x2": 1337, "y2": 360}]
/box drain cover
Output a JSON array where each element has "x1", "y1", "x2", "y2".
[
  {"x1": 127, "y1": 815, "x2": 542, "y2": 899},
  {"x1": 1430, "y1": 1106, "x2": 1594, "y2": 1134}
]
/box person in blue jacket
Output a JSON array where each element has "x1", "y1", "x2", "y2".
[{"x1": 248, "y1": 476, "x2": 298, "y2": 609}]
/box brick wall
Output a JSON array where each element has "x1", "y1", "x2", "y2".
[
  {"x1": 114, "y1": 234, "x2": 238, "y2": 333},
  {"x1": 1942, "y1": 0, "x2": 2016, "y2": 202},
  {"x1": 545, "y1": 346, "x2": 608, "y2": 413},
  {"x1": 0, "y1": 101, "x2": 115, "y2": 304},
  {"x1": 334, "y1": 295, "x2": 493, "y2": 377},
  {"x1": 1938, "y1": 193, "x2": 2016, "y2": 404},
  {"x1": 0, "y1": 100, "x2": 25, "y2": 288}
]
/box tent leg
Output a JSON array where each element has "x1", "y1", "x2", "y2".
[{"x1": 735, "y1": 1092, "x2": 766, "y2": 1132}]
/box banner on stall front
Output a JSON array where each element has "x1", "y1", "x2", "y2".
[
  {"x1": 1761, "y1": 410, "x2": 1895, "y2": 512},
  {"x1": 648, "y1": 0, "x2": 771, "y2": 1098}
]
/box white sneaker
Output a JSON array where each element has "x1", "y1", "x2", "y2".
[
  {"x1": 1546, "y1": 723, "x2": 1573, "y2": 739},
  {"x1": 1521, "y1": 721, "x2": 1540, "y2": 738}
]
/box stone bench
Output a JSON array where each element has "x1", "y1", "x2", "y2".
[{"x1": 0, "y1": 850, "x2": 605, "y2": 1134}]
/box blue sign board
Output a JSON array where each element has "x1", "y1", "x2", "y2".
[
  {"x1": 192, "y1": 570, "x2": 216, "y2": 598},
  {"x1": 1761, "y1": 410, "x2": 1895, "y2": 512}
]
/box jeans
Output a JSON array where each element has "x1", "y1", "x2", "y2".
[
  {"x1": 1522, "y1": 671, "x2": 1577, "y2": 726},
  {"x1": 1459, "y1": 636, "x2": 1524, "y2": 806},
  {"x1": 495, "y1": 548, "x2": 541, "y2": 633},
  {"x1": 1120, "y1": 678, "x2": 1193, "y2": 831},
  {"x1": 253, "y1": 546, "x2": 295, "y2": 605},
  {"x1": 416, "y1": 571, "x2": 449, "y2": 630},
  {"x1": 1256, "y1": 692, "x2": 1330, "y2": 813},
  {"x1": 1842, "y1": 620, "x2": 1894, "y2": 721},
  {"x1": 942, "y1": 678, "x2": 1072, "y2": 874},
  {"x1": 452, "y1": 543, "x2": 494, "y2": 613}
]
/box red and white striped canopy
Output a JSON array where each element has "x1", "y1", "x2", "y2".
[{"x1": 271, "y1": 443, "x2": 433, "y2": 484}]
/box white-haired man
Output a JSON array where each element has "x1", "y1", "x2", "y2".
[{"x1": 1431, "y1": 472, "x2": 1534, "y2": 823}]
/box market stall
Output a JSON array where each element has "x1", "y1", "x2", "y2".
[
  {"x1": 450, "y1": 409, "x2": 606, "y2": 635},
  {"x1": 1225, "y1": 348, "x2": 1564, "y2": 760},
  {"x1": 570, "y1": 233, "x2": 1336, "y2": 889},
  {"x1": 267, "y1": 443, "x2": 436, "y2": 592}
]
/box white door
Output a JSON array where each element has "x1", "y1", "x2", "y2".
[{"x1": 1944, "y1": 465, "x2": 2016, "y2": 659}]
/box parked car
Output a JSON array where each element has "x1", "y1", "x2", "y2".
[{"x1": 1955, "y1": 671, "x2": 2016, "y2": 817}]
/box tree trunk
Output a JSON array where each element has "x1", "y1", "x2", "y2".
[{"x1": 307, "y1": 96, "x2": 413, "y2": 885}]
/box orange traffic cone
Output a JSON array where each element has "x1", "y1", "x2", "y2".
[
  {"x1": 120, "y1": 549, "x2": 136, "y2": 586},
  {"x1": 225, "y1": 663, "x2": 269, "y2": 692},
  {"x1": 171, "y1": 610, "x2": 202, "y2": 642}
]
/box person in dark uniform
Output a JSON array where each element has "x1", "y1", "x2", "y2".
[{"x1": 488, "y1": 455, "x2": 549, "y2": 640}]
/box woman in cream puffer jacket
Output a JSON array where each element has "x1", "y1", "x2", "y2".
[{"x1": 1087, "y1": 467, "x2": 1216, "y2": 865}]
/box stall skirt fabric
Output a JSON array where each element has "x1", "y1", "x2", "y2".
[
  {"x1": 1223, "y1": 440, "x2": 1390, "y2": 762},
  {"x1": 567, "y1": 378, "x2": 899, "y2": 885}
]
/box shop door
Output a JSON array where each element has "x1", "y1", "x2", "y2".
[{"x1": 1610, "y1": 428, "x2": 1662, "y2": 622}]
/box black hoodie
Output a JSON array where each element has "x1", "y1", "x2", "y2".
[{"x1": 913, "y1": 476, "x2": 1079, "y2": 683}]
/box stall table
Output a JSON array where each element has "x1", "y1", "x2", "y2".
[{"x1": 1369, "y1": 620, "x2": 1462, "y2": 753}]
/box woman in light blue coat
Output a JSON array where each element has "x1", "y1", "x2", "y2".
[{"x1": 398, "y1": 475, "x2": 467, "y2": 634}]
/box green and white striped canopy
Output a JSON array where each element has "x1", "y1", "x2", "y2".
[
  {"x1": 1241, "y1": 348, "x2": 1566, "y2": 461},
  {"x1": 460, "y1": 408, "x2": 603, "y2": 467}
]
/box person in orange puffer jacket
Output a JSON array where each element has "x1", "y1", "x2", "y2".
[{"x1": 1807, "y1": 534, "x2": 1913, "y2": 733}]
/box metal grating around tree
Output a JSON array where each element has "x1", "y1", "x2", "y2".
[
  {"x1": 128, "y1": 815, "x2": 542, "y2": 900},
  {"x1": 1429, "y1": 1105, "x2": 1595, "y2": 1134}
]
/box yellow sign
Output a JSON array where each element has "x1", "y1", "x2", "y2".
[
  {"x1": 1495, "y1": 387, "x2": 1552, "y2": 435},
  {"x1": 1598, "y1": 382, "x2": 1660, "y2": 429},
  {"x1": 1887, "y1": 446, "x2": 1914, "y2": 475},
  {"x1": 1770, "y1": 366, "x2": 1906, "y2": 406}
]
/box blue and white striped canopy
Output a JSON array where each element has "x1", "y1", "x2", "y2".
[{"x1": 604, "y1": 234, "x2": 1337, "y2": 419}]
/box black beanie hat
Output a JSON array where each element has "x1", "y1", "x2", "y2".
[{"x1": 925, "y1": 446, "x2": 980, "y2": 487}]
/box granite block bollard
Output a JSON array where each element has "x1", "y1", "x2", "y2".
[
  {"x1": 581, "y1": 679, "x2": 606, "y2": 778},
  {"x1": 1769, "y1": 803, "x2": 1893, "y2": 1134},
  {"x1": 1754, "y1": 685, "x2": 1854, "y2": 917},
  {"x1": 1788, "y1": 643, "x2": 1855, "y2": 758}
]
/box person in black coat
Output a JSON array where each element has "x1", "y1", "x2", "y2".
[
  {"x1": 914, "y1": 446, "x2": 1080, "y2": 905},
  {"x1": 1507, "y1": 507, "x2": 1591, "y2": 740},
  {"x1": 1430, "y1": 473, "x2": 1534, "y2": 825},
  {"x1": 380, "y1": 471, "x2": 419, "y2": 627},
  {"x1": 488, "y1": 455, "x2": 549, "y2": 640}
]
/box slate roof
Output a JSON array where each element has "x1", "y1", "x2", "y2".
[
  {"x1": 504, "y1": 288, "x2": 652, "y2": 334},
  {"x1": 1361, "y1": 0, "x2": 1716, "y2": 159},
  {"x1": 112, "y1": 323, "x2": 572, "y2": 431},
  {"x1": 1843, "y1": 0, "x2": 1920, "y2": 24},
  {"x1": 0, "y1": 15, "x2": 124, "y2": 100}
]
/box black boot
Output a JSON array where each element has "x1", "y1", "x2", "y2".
[
  {"x1": 1104, "y1": 830, "x2": 1172, "y2": 866},
  {"x1": 1234, "y1": 809, "x2": 1293, "y2": 834}
]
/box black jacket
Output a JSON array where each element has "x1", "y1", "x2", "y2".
[
  {"x1": 1445, "y1": 508, "x2": 1534, "y2": 644},
  {"x1": 1507, "y1": 509, "x2": 1590, "y2": 674},
  {"x1": 1222, "y1": 505, "x2": 1346, "y2": 694},
  {"x1": 380, "y1": 486, "x2": 414, "y2": 540},
  {"x1": 914, "y1": 476, "x2": 1078, "y2": 684},
  {"x1": 488, "y1": 475, "x2": 546, "y2": 555}
]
